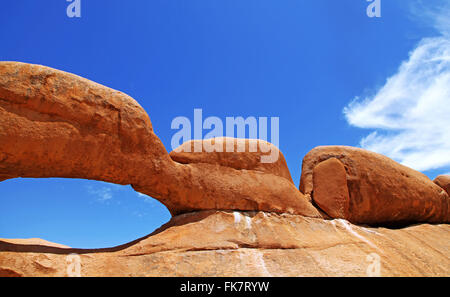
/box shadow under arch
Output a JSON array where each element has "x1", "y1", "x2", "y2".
[{"x1": 0, "y1": 210, "x2": 215, "y2": 255}]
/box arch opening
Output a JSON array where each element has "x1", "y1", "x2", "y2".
[{"x1": 0, "y1": 178, "x2": 171, "y2": 249}]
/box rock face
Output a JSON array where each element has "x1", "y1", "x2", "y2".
[
  {"x1": 0, "y1": 211, "x2": 449, "y2": 277},
  {"x1": 170, "y1": 137, "x2": 293, "y2": 183},
  {"x1": 168, "y1": 137, "x2": 315, "y2": 215},
  {"x1": 300, "y1": 146, "x2": 449, "y2": 225},
  {"x1": 0, "y1": 61, "x2": 319, "y2": 217},
  {"x1": 434, "y1": 175, "x2": 450, "y2": 196},
  {"x1": 312, "y1": 157, "x2": 350, "y2": 219}
]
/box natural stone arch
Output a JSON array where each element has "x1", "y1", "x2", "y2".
[{"x1": 0, "y1": 62, "x2": 320, "y2": 217}]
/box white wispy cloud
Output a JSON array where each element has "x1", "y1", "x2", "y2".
[
  {"x1": 86, "y1": 185, "x2": 114, "y2": 202},
  {"x1": 411, "y1": 0, "x2": 450, "y2": 36},
  {"x1": 136, "y1": 192, "x2": 159, "y2": 207},
  {"x1": 344, "y1": 1, "x2": 450, "y2": 172}
]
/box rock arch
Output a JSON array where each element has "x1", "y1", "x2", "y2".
[{"x1": 0, "y1": 62, "x2": 320, "y2": 217}]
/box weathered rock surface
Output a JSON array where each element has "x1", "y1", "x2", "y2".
[
  {"x1": 312, "y1": 157, "x2": 350, "y2": 219},
  {"x1": 0, "y1": 211, "x2": 449, "y2": 277},
  {"x1": 434, "y1": 175, "x2": 450, "y2": 196},
  {"x1": 170, "y1": 137, "x2": 293, "y2": 183},
  {"x1": 0, "y1": 61, "x2": 319, "y2": 217},
  {"x1": 300, "y1": 146, "x2": 449, "y2": 225}
]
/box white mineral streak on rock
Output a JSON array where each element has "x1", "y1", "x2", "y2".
[
  {"x1": 335, "y1": 219, "x2": 380, "y2": 251},
  {"x1": 233, "y1": 212, "x2": 242, "y2": 225}
]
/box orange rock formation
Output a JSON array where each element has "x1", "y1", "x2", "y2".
[
  {"x1": 1, "y1": 62, "x2": 449, "y2": 277},
  {"x1": 0, "y1": 61, "x2": 318, "y2": 217},
  {"x1": 300, "y1": 146, "x2": 449, "y2": 225}
]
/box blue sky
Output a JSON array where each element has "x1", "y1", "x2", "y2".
[{"x1": 1, "y1": 0, "x2": 449, "y2": 248}]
